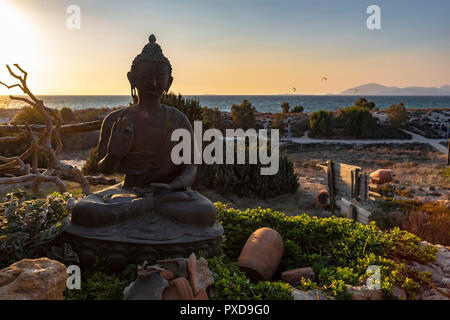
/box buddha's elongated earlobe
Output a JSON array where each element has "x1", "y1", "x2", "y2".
[{"x1": 131, "y1": 87, "x2": 138, "y2": 104}]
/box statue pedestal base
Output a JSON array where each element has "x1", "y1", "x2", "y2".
[{"x1": 61, "y1": 216, "x2": 223, "y2": 272}]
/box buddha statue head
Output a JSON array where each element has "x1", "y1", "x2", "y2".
[{"x1": 127, "y1": 34, "x2": 173, "y2": 104}]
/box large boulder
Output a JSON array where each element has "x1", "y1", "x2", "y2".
[{"x1": 0, "y1": 258, "x2": 67, "y2": 300}]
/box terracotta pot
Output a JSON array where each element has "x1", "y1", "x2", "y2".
[
  {"x1": 163, "y1": 277, "x2": 194, "y2": 300},
  {"x1": 237, "y1": 227, "x2": 284, "y2": 281},
  {"x1": 370, "y1": 169, "x2": 394, "y2": 184}
]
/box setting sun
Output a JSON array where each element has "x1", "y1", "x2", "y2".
[{"x1": 0, "y1": 0, "x2": 38, "y2": 94}]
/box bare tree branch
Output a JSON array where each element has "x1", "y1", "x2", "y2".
[{"x1": 0, "y1": 64, "x2": 91, "y2": 195}]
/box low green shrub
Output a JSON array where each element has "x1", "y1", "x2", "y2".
[
  {"x1": 271, "y1": 113, "x2": 287, "y2": 136},
  {"x1": 201, "y1": 106, "x2": 222, "y2": 130},
  {"x1": 64, "y1": 261, "x2": 137, "y2": 300},
  {"x1": 215, "y1": 203, "x2": 436, "y2": 298},
  {"x1": 231, "y1": 100, "x2": 256, "y2": 130},
  {"x1": 161, "y1": 92, "x2": 202, "y2": 125},
  {"x1": 198, "y1": 151, "x2": 298, "y2": 199},
  {"x1": 12, "y1": 106, "x2": 46, "y2": 125},
  {"x1": 386, "y1": 102, "x2": 408, "y2": 127},
  {"x1": 207, "y1": 253, "x2": 292, "y2": 300},
  {"x1": 309, "y1": 110, "x2": 333, "y2": 137},
  {"x1": 1, "y1": 191, "x2": 437, "y2": 300},
  {"x1": 354, "y1": 98, "x2": 376, "y2": 110},
  {"x1": 335, "y1": 106, "x2": 374, "y2": 138},
  {"x1": 291, "y1": 105, "x2": 304, "y2": 113},
  {"x1": 0, "y1": 190, "x2": 72, "y2": 268},
  {"x1": 60, "y1": 107, "x2": 75, "y2": 123},
  {"x1": 281, "y1": 102, "x2": 290, "y2": 113},
  {"x1": 82, "y1": 147, "x2": 100, "y2": 175}
]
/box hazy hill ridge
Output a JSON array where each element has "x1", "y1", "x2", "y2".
[{"x1": 340, "y1": 83, "x2": 450, "y2": 95}]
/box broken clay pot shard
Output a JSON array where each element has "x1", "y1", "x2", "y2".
[
  {"x1": 187, "y1": 253, "x2": 214, "y2": 296},
  {"x1": 156, "y1": 258, "x2": 188, "y2": 278},
  {"x1": 163, "y1": 277, "x2": 194, "y2": 300},
  {"x1": 123, "y1": 271, "x2": 169, "y2": 300}
]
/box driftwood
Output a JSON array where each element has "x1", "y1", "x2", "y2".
[
  {"x1": 0, "y1": 120, "x2": 102, "y2": 135},
  {"x1": 0, "y1": 64, "x2": 91, "y2": 195}
]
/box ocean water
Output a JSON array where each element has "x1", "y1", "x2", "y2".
[{"x1": 1, "y1": 95, "x2": 449, "y2": 114}]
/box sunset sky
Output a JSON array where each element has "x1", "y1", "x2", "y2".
[{"x1": 0, "y1": 0, "x2": 449, "y2": 95}]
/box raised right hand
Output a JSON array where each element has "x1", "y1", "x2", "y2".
[{"x1": 107, "y1": 116, "x2": 134, "y2": 158}]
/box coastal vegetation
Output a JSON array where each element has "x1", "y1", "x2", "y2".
[
  {"x1": 0, "y1": 190, "x2": 437, "y2": 300},
  {"x1": 281, "y1": 101, "x2": 290, "y2": 113},
  {"x1": 291, "y1": 105, "x2": 304, "y2": 113},
  {"x1": 386, "y1": 102, "x2": 408, "y2": 127},
  {"x1": 309, "y1": 110, "x2": 333, "y2": 137},
  {"x1": 231, "y1": 99, "x2": 256, "y2": 130}
]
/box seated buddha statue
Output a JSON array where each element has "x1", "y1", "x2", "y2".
[{"x1": 70, "y1": 35, "x2": 217, "y2": 230}]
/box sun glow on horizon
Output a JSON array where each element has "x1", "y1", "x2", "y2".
[{"x1": 0, "y1": 0, "x2": 39, "y2": 95}]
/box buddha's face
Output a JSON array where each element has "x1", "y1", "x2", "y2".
[{"x1": 129, "y1": 60, "x2": 173, "y2": 99}]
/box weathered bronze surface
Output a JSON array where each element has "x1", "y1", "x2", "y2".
[{"x1": 63, "y1": 35, "x2": 223, "y2": 270}]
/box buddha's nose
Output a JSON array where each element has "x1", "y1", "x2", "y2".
[{"x1": 152, "y1": 76, "x2": 157, "y2": 86}]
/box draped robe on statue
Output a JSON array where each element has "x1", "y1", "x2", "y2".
[{"x1": 70, "y1": 104, "x2": 219, "y2": 242}]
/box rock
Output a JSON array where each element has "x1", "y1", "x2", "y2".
[
  {"x1": 281, "y1": 267, "x2": 315, "y2": 286},
  {"x1": 123, "y1": 271, "x2": 169, "y2": 300},
  {"x1": 346, "y1": 285, "x2": 385, "y2": 300},
  {"x1": 410, "y1": 261, "x2": 445, "y2": 284},
  {"x1": 187, "y1": 253, "x2": 214, "y2": 295},
  {"x1": 0, "y1": 258, "x2": 67, "y2": 300},
  {"x1": 291, "y1": 288, "x2": 329, "y2": 300},
  {"x1": 391, "y1": 285, "x2": 407, "y2": 300},
  {"x1": 441, "y1": 278, "x2": 450, "y2": 289}
]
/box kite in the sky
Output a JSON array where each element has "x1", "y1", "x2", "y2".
[
  {"x1": 321, "y1": 77, "x2": 328, "y2": 82},
  {"x1": 293, "y1": 87, "x2": 296, "y2": 93}
]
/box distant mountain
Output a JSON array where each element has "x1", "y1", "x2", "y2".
[{"x1": 340, "y1": 83, "x2": 450, "y2": 95}]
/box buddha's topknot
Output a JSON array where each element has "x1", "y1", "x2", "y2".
[{"x1": 130, "y1": 34, "x2": 172, "y2": 73}]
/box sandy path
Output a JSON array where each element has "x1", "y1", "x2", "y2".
[{"x1": 285, "y1": 130, "x2": 448, "y2": 155}]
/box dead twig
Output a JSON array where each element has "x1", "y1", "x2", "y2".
[{"x1": 0, "y1": 64, "x2": 91, "y2": 195}]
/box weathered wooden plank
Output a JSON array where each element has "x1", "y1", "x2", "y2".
[{"x1": 340, "y1": 198, "x2": 372, "y2": 225}]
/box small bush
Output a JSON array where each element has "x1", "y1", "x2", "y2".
[
  {"x1": 0, "y1": 190, "x2": 72, "y2": 268},
  {"x1": 60, "y1": 107, "x2": 74, "y2": 123},
  {"x1": 198, "y1": 148, "x2": 299, "y2": 199},
  {"x1": 161, "y1": 92, "x2": 202, "y2": 125},
  {"x1": 82, "y1": 147, "x2": 100, "y2": 175},
  {"x1": 281, "y1": 102, "x2": 290, "y2": 113},
  {"x1": 271, "y1": 113, "x2": 287, "y2": 136},
  {"x1": 386, "y1": 102, "x2": 408, "y2": 127},
  {"x1": 291, "y1": 105, "x2": 304, "y2": 113},
  {"x1": 400, "y1": 202, "x2": 450, "y2": 246},
  {"x1": 12, "y1": 106, "x2": 45, "y2": 125},
  {"x1": 231, "y1": 100, "x2": 256, "y2": 130},
  {"x1": 64, "y1": 262, "x2": 137, "y2": 300},
  {"x1": 309, "y1": 110, "x2": 333, "y2": 137},
  {"x1": 201, "y1": 106, "x2": 222, "y2": 130},
  {"x1": 207, "y1": 253, "x2": 293, "y2": 300},
  {"x1": 336, "y1": 106, "x2": 373, "y2": 138},
  {"x1": 354, "y1": 98, "x2": 375, "y2": 110}
]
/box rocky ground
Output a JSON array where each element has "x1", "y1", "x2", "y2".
[{"x1": 374, "y1": 108, "x2": 450, "y2": 139}]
